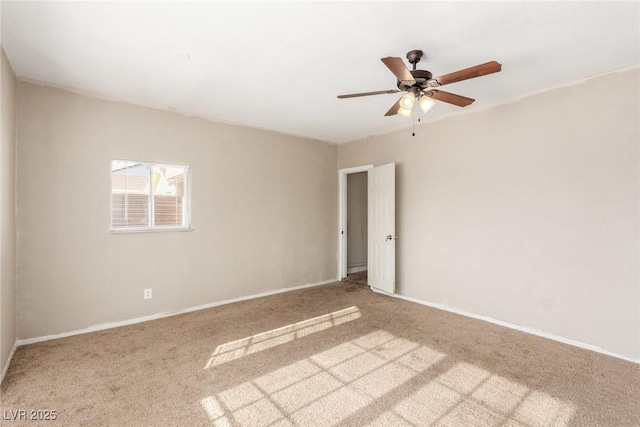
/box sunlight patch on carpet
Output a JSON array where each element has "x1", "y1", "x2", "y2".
[
  {"x1": 200, "y1": 329, "x2": 576, "y2": 426},
  {"x1": 387, "y1": 362, "x2": 576, "y2": 426},
  {"x1": 200, "y1": 330, "x2": 445, "y2": 426},
  {"x1": 205, "y1": 306, "x2": 362, "y2": 369}
]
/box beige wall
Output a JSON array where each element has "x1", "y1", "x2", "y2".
[
  {"x1": 1, "y1": 47, "x2": 17, "y2": 375},
  {"x1": 347, "y1": 172, "x2": 367, "y2": 268},
  {"x1": 338, "y1": 68, "x2": 640, "y2": 360},
  {"x1": 16, "y1": 82, "x2": 337, "y2": 339}
]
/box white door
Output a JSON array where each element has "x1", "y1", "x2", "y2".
[{"x1": 368, "y1": 163, "x2": 396, "y2": 294}]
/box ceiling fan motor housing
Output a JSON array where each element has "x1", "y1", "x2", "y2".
[{"x1": 397, "y1": 69, "x2": 433, "y2": 91}]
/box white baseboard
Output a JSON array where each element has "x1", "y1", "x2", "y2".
[
  {"x1": 0, "y1": 341, "x2": 18, "y2": 385},
  {"x1": 15, "y1": 278, "x2": 637, "y2": 366},
  {"x1": 392, "y1": 293, "x2": 640, "y2": 365},
  {"x1": 16, "y1": 278, "x2": 338, "y2": 347},
  {"x1": 347, "y1": 265, "x2": 367, "y2": 274}
]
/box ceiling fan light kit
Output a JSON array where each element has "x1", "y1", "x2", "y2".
[{"x1": 338, "y1": 49, "x2": 502, "y2": 119}]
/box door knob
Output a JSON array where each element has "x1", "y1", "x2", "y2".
[{"x1": 385, "y1": 235, "x2": 397, "y2": 241}]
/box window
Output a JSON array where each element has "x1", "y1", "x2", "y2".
[{"x1": 111, "y1": 160, "x2": 191, "y2": 231}]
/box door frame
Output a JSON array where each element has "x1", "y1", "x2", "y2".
[{"x1": 338, "y1": 164, "x2": 374, "y2": 280}]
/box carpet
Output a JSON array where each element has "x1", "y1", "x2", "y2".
[
  {"x1": 1, "y1": 283, "x2": 638, "y2": 426},
  {"x1": 341, "y1": 271, "x2": 368, "y2": 289}
]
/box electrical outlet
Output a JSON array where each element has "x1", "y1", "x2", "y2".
[{"x1": 144, "y1": 288, "x2": 152, "y2": 300}]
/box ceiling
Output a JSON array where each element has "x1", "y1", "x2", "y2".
[{"x1": 1, "y1": 2, "x2": 638, "y2": 144}]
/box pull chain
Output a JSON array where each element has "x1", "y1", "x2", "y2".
[{"x1": 412, "y1": 112, "x2": 421, "y2": 137}]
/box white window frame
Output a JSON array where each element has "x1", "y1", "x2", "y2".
[{"x1": 110, "y1": 159, "x2": 192, "y2": 233}]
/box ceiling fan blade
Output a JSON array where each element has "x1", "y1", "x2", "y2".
[
  {"x1": 384, "y1": 98, "x2": 402, "y2": 116},
  {"x1": 337, "y1": 89, "x2": 401, "y2": 99},
  {"x1": 381, "y1": 57, "x2": 416, "y2": 85},
  {"x1": 428, "y1": 90, "x2": 475, "y2": 107},
  {"x1": 433, "y1": 61, "x2": 502, "y2": 86}
]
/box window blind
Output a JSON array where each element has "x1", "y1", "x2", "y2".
[{"x1": 111, "y1": 160, "x2": 190, "y2": 230}]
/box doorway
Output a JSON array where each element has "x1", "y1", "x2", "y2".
[
  {"x1": 338, "y1": 163, "x2": 396, "y2": 294},
  {"x1": 338, "y1": 165, "x2": 373, "y2": 282},
  {"x1": 346, "y1": 171, "x2": 368, "y2": 284}
]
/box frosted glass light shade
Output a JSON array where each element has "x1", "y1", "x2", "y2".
[
  {"x1": 419, "y1": 95, "x2": 436, "y2": 113},
  {"x1": 399, "y1": 92, "x2": 416, "y2": 109},
  {"x1": 398, "y1": 106, "x2": 413, "y2": 117}
]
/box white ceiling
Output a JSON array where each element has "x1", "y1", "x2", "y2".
[{"x1": 1, "y1": 2, "x2": 638, "y2": 143}]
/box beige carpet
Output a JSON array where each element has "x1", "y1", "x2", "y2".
[
  {"x1": 341, "y1": 271, "x2": 368, "y2": 289},
  {"x1": 1, "y1": 283, "x2": 638, "y2": 426}
]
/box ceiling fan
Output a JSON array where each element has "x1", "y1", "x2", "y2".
[{"x1": 337, "y1": 50, "x2": 502, "y2": 117}]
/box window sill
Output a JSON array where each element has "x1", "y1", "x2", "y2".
[{"x1": 110, "y1": 227, "x2": 195, "y2": 234}]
